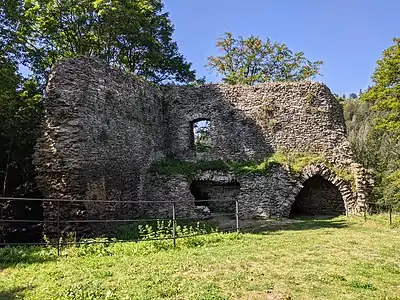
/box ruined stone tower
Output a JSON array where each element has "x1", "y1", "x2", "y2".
[{"x1": 33, "y1": 57, "x2": 372, "y2": 224}]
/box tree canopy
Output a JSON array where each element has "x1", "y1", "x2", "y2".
[
  {"x1": 344, "y1": 38, "x2": 400, "y2": 205},
  {"x1": 0, "y1": 0, "x2": 200, "y2": 198},
  {"x1": 0, "y1": 52, "x2": 42, "y2": 196},
  {"x1": 207, "y1": 32, "x2": 323, "y2": 85},
  {"x1": 361, "y1": 37, "x2": 400, "y2": 138},
  {"x1": 0, "y1": 0, "x2": 196, "y2": 83}
]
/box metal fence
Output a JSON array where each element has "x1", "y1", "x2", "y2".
[
  {"x1": 363, "y1": 201, "x2": 398, "y2": 226},
  {"x1": 1, "y1": 197, "x2": 398, "y2": 255},
  {"x1": 0, "y1": 197, "x2": 241, "y2": 255}
]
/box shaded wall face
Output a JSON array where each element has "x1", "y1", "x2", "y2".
[
  {"x1": 34, "y1": 58, "x2": 166, "y2": 230},
  {"x1": 190, "y1": 181, "x2": 239, "y2": 213},
  {"x1": 291, "y1": 175, "x2": 345, "y2": 216},
  {"x1": 163, "y1": 86, "x2": 272, "y2": 162},
  {"x1": 163, "y1": 82, "x2": 352, "y2": 165}
]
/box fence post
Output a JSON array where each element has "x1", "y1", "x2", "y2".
[
  {"x1": 172, "y1": 201, "x2": 176, "y2": 249},
  {"x1": 389, "y1": 205, "x2": 392, "y2": 227},
  {"x1": 0, "y1": 199, "x2": 3, "y2": 245},
  {"x1": 57, "y1": 200, "x2": 60, "y2": 256},
  {"x1": 363, "y1": 203, "x2": 367, "y2": 222},
  {"x1": 235, "y1": 199, "x2": 239, "y2": 234}
]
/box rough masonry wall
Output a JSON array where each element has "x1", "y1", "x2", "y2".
[
  {"x1": 34, "y1": 57, "x2": 165, "y2": 228},
  {"x1": 144, "y1": 167, "x2": 303, "y2": 219},
  {"x1": 164, "y1": 82, "x2": 352, "y2": 166},
  {"x1": 34, "y1": 56, "x2": 371, "y2": 227},
  {"x1": 144, "y1": 163, "x2": 358, "y2": 219}
]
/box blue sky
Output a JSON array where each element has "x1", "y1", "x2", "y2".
[{"x1": 164, "y1": 0, "x2": 399, "y2": 95}]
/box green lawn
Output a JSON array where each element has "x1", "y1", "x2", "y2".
[{"x1": 0, "y1": 216, "x2": 399, "y2": 300}]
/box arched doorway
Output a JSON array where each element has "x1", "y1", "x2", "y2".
[{"x1": 290, "y1": 175, "x2": 346, "y2": 217}]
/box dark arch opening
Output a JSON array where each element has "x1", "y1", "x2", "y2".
[
  {"x1": 290, "y1": 175, "x2": 345, "y2": 217},
  {"x1": 190, "y1": 180, "x2": 240, "y2": 213}
]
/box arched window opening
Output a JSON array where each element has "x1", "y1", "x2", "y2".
[
  {"x1": 290, "y1": 175, "x2": 345, "y2": 217},
  {"x1": 190, "y1": 119, "x2": 211, "y2": 158},
  {"x1": 190, "y1": 180, "x2": 240, "y2": 213}
]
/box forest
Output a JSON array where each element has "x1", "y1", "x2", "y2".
[{"x1": 0, "y1": 0, "x2": 399, "y2": 207}]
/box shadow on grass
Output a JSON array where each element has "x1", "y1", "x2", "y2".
[
  {"x1": 0, "y1": 216, "x2": 350, "y2": 268},
  {"x1": 241, "y1": 215, "x2": 348, "y2": 235},
  {"x1": 0, "y1": 246, "x2": 56, "y2": 269},
  {"x1": 0, "y1": 286, "x2": 28, "y2": 300}
]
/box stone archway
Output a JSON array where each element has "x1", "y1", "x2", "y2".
[
  {"x1": 291, "y1": 175, "x2": 345, "y2": 216},
  {"x1": 290, "y1": 164, "x2": 354, "y2": 217}
]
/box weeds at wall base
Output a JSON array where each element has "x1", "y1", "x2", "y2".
[
  {"x1": 0, "y1": 220, "x2": 240, "y2": 264},
  {"x1": 0, "y1": 232, "x2": 241, "y2": 265}
]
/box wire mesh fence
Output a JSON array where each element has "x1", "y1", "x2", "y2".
[{"x1": 0, "y1": 197, "x2": 240, "y2": 254}]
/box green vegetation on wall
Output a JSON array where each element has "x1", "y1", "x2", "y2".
[{"x1": 149, "y1": 151, "x2": 354, "y2": 183}]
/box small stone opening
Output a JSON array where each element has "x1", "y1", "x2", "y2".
[
  {"x1": 290, "y1": 175, "x2": 345, "y2": 217},
  {"x1": 190, "y1": 180, "x2": 240, "y2": 213},
  {"x1": 189, "y1": 119, "x2": 211, "y2": 159}
]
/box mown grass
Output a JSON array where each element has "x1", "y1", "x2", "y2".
[{"x1": 0, "y1": 215, "x2": 399, "y2": 300}]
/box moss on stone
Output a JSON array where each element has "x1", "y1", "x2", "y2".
[
  {"x1": 269, "y1": 151, "x2": 354, "y2": 182},
  {"x1": 149, "y1": 151, "x2": 354, "y2": 185},
  {"x1": 148, "y1": 159, "x2": 230, "y2": 176},
  {"x1": 305, "y1": 92, "x2": 317, "y2": 105},
  {"x1": 148, "y1": 158, "x2": 279, "y2": 176}
]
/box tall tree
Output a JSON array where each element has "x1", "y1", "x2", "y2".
[
  {"x1": 207, "y1": 32, "x2": 323, "y2": 85},
  {"x1": 361, "y1": 37, "x2": 400, "y2": 137},
  {"x1": 346, "y1": 38, "x2": 400, "y2": 205},
  {"x1": 0, "y1": 52, "x2": 44, "y2": 243},
  {"x1": 0, "y1": 52, "x2": 43, "y2": 197},
  {"x1": 0, "y1": 0, "x2": 195, "y2": 83}
]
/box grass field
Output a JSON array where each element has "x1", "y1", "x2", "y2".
[{"x1": 0, "y1": 216, "x2": 399, "y2": 300}]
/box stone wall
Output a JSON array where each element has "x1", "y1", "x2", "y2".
[
  {"x1": 163, "y1": 82, "x2": 352, "y2": 166},
  {"x1": 33, "y1": 57, "x2": 166, "y2": 232},
  {"x1": 352, "y1": 163, "x2": 375, "y2": 213},
  {"x1": 144, "y1": 163, "x2": 356, "y2": 219},
  {"x1": 33, "y1": 56, "x2": 372, "y2": 230},
  {"x1": 141, "y1": 174, "x2": 197, "y2": 219}
]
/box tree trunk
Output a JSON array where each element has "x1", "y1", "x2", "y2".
[{"x1": 2, "y1": 138, "x2": 13, "y2": 197}]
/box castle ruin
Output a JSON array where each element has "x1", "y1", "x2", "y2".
[{"x1": 33, "y1": 57, "x2": 373, "y2": 227}]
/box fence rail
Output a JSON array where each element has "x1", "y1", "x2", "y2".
[
  {"x1": 0, "y1": 197, "x2": 397, "y2": 255},
  {"x1": 363, "y1": 201, "x2": 398, "y2": 226},
  {"x1": 0, "y1": 197, "x2": 240, "y2": 254}
]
